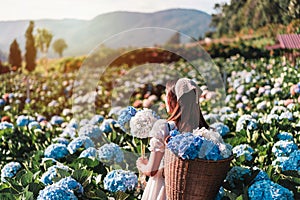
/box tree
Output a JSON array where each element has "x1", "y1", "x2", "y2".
[
  {"x1": 25, "y1": 21, "x2": 36, "y2": 72},
  {"x1": 52, "y1": 38, "x2": 68, "y2": 57},
  {"x1": 8, "y1": 39, "x2": 22, "y2": 70},
  {"x1": 35, "y1": 28, "x2": 53, "y2": 58}
]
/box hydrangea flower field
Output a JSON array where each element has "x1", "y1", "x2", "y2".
[{"x1": 0, "y1": 56, "x2": 299, "y2": 199}]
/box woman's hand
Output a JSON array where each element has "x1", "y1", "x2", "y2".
[{"x1": 136, "y1": 157, "x2": 149, "y2": 173}]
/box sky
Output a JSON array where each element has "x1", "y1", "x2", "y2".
[{"x1": 0, "y1": 0, "x2": 230, "y2": 21}]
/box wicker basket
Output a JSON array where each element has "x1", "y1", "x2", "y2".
[{"x1": 164, "y1": 146, "x2": 233, "y2": 200}]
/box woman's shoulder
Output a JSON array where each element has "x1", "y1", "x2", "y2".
[{"x1": 149, "y1": 119, "x2": 176, "y2": 139}]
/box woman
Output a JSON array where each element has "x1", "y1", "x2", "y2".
[{"x1": 136, "y1": 78, "x2": 209, "y2": 200}]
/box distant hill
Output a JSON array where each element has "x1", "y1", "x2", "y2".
[{"x1": 0, "y1": 9, "x2": 211, "y2": 57}]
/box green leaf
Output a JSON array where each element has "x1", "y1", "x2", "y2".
[
  {"x1": 115, "y1": 191, "x2": 130, "y2": 200},
  {"x1": 72, "y1": 169, "x2": 93, "y2": 184},
  {"x1": 236, "y1": 195, "x2": 243, "y2": 200},
  {"x1": 20, "y1": 171, "x2": 33, "y2": 187},
  {"x1": 28, "y1": 182, "x2": 44, "y2": 197}
]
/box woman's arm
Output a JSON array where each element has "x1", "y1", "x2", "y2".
[{"x1": 136, "y1": 151, "x2": 164, "y2": 177}]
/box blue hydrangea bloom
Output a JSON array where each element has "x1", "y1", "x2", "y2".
[
  {"x1": 215, "y1": 187, "x2": 225, "y2": 200},
  {"x1": 98, "y1": 143, "x2": 124, "y2": 163},
  {"x1": 248, "y1": 180, "x2": 294, "y2": 200},
  {"x1": 78, "y1": 124, "x2": 102, "y2": 139},
  {"x1": 282, "y1": 150, "x2": 300, "y2": 171},
  {"x1": 67, "y1": 119, "x2": 79, "y2": 129},
  {"x1": 44, "y1": 144, "x2": 69, "y2": 159},
  {"x1": 225, "y1": 166, "x2": 251, "y2": 188},
  {"x1": 79, "y1": 119, "x2": 89, "y2": 127},
  {"x1": 232, "y1": 144, "x2": 254, "y2": 161},
  {"x1": 100, "y1": 119, "x2": 116, "y2": 133},
  {"x1": 272, "y1": 140, "x2": 298, "y2": 157},
  {"x1": 117, "y1": 106, "x2": 137, "y2": 131},
  {"x1": 252, "y1": 167, "x2": 270, "y2": 182},
  {"x1": 16, "y1": 115, "x2": 29, "y2": 127},
  {"x1": 169, "y1": 129, "x2": 180, "y2": 137},
  {"x1": 67, "y1": 136, "x2": 95, "y2": 154},
  {"x1": 247, "y1": 120, "x2": 258, "y2": 130},
  {"x1": 28, "y1": 121, "x2": 41, "y2": 130},
  {"x1": 90, "y1": 115, "x2": 104, "y2": 125},
  {"x1": 272, "y1": 156, "x2": 289, "y2": 168},
  {"x1": 56, "y1": 177, "x2": 84, "y2": 194},
  {"x1": 279, "y1": 111, "x2": 293, "y2": 121},
  {"x1": 277, "y1": 132, "x2": 293, "y2": 141},
  {"x1": 37, "y1": 185, "x2": 78, "y2": 200},
  {"x1": 103, "y1": 170, "x2": 138, "y2": 192},
  {"x1": 1, "y1": 162, "x2": 22, "y2": 182},
  {"x1": 40, "y1": 165, "x2": 69, "y2": 185},
  {"x1": 37, "y1": 115, "x2": 46, "y2": 122},
  {"x1": 0, "y1": 99, "x2": 5, "y2": 106},
  {"x1": 53, "y1": 137, "x2": 69, "y2": 146},
  {"x1": 60, "y1": 127, "x2": 76, "y2": 139},
  {"x1": 50, "y1": 116, "x2": 64, "y2": 125},
  {"x1": 0, "y1": 122, "x2": 14, "y2": 130},
  {"x1": 79, "y1": 147, "x2": 97, "y2": 159},
  {"x1": 210, "y1": 122, "x2": 230, "y2": 136}
]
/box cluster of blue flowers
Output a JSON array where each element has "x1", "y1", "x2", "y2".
[
  {"x1": 79, "y1": 147, "x2": 97, "y2": 159},
  {"x1": 1, "y1": 162, "x2": 22, "y2": 182},
  {"x1": 0, "y1": 121, "x2": 13, "y2": 130},
  {"x1": 210, "y1": 122, "x2": 230, "y2": 136},
  {"x1": 40, "y1": 165, "x2": 69, "y2": 185},
  {"x1": 272, "y1": 140, "x2": 298, "y2": 157},
  {"x1": 167, "y1": 131, "x2": 227, "y2": 161},
  {"x1": 277, "y1": 132, "x2": 293, "y2": 141},
  {"x1": 67, "y1": 136, "x2": 95, "y2": 154},
  {"x1": 89, "y1": 115, "x2": 104, "y2": 125},
  {"x1": 78, "y1": 124, "x2": 102, "y2": 139},
  {"x1": 28, "y1": 121, "x2": 41, "y2": 130},
  {"x1": 16, "y1": 115, "x2": 31, "y2": 127},
  {"x1": 97, "y1": 143, "x2": 124, "y2": 164},
  {"x1": 38, "y1": 177, "x2": 83, "y2": 200},
  {"x1": 50, "y1": 115, "x2": 64, "y2": 125},
  {"x1": 103, "y1": 170, "x2": 137, "y2": 192},
  {"x1": 248, "y1": 180, "x2": 294, "y2": 200},
  {"x1": 37, "y1": 185, "x2": 78, "y2": 200},
  {"x1": 236, "y1": 115, "x2": 258, "y2": 132},
  {"x1": 117, "y1": 106, "x2": 137, "y2": 131},
  {"x1": 100, "y1": 119, "x2": 117, "y2": 133},
  {"x1": 281, "y1": 150, "x2": 300, "y2": 172},
  {"x1": 232, "y1": 144, "x2": 255, "y2": 161},
  {"x1": 44, "y1": 143, "x2": 69, "y2": 160}
]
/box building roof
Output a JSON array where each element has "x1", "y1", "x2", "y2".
[
  {"x1": 266, "y1": 34, "x2": 300, "y2": 50},
  {"x1": 277, "y1": 34, "x2": 300, "y2": 49}
]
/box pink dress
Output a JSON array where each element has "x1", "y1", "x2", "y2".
[{"x1": 141, "y1": 119, "x2": 176, "y2": 200}]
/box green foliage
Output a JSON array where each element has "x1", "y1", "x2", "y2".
[{"x1": 211, "y1": 0, "x2": 300, "y2": 37}]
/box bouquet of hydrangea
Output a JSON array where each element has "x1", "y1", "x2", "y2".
[
  {"x1": 103, "y1": 169, "x2": 138, "y2": 193},
  {"x1": 129, "y1": 108, "x2": 160, "y2": 139},
  {"x1": 166, "y1": 127, "x2": 232, "y2": 161},
  {"x1": 128, "y1": 108, "x2": 160, "y2": 157}
]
